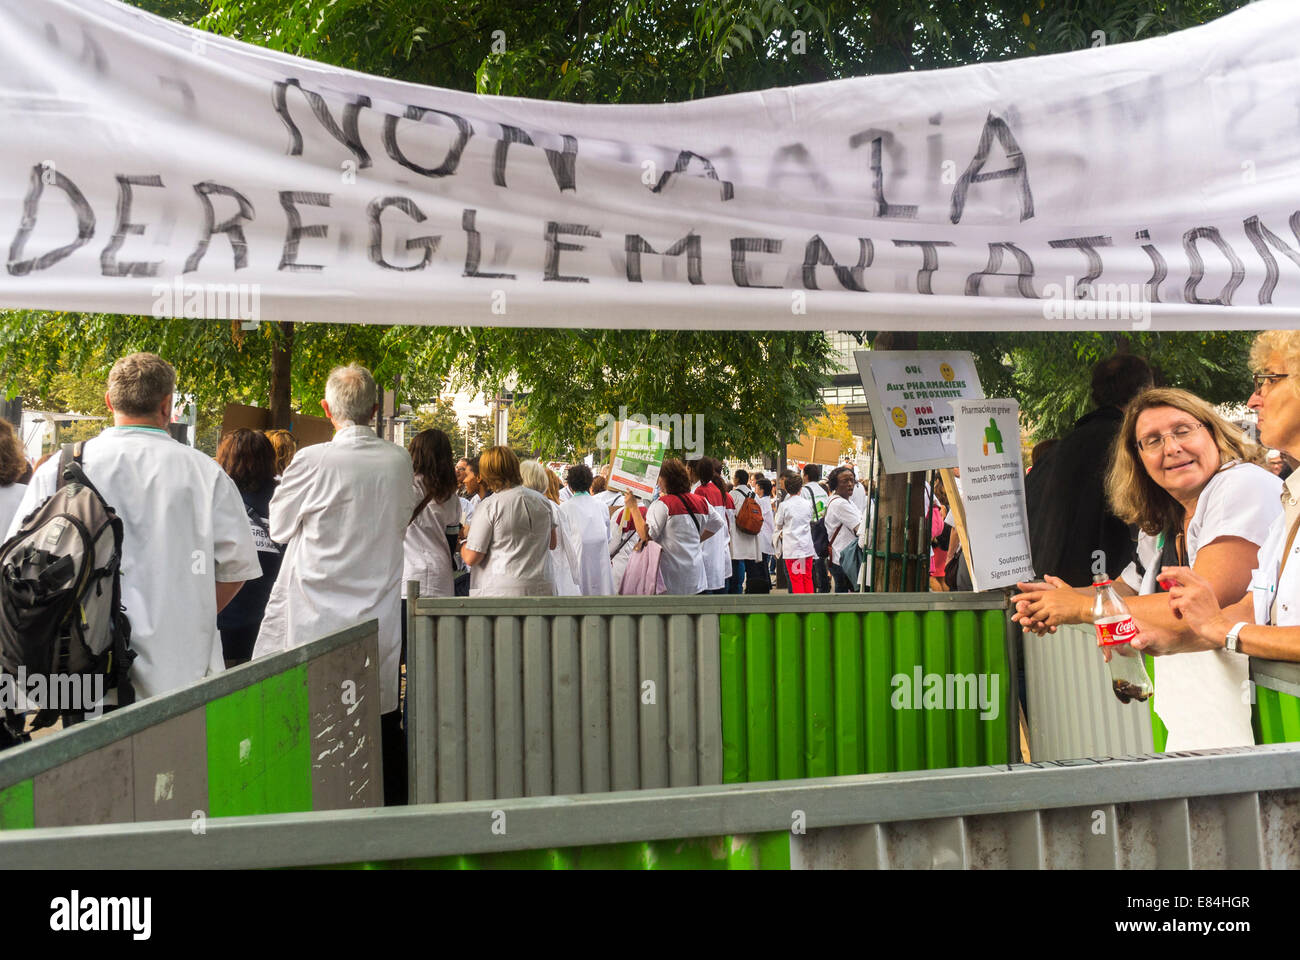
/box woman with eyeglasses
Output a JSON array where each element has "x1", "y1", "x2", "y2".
[
  {"x1": 1012, "y1": 386, "x2": 1279, "y2": 750},
  {"x1": 1154, "y1": 334, "x2": 1300, "y2": 711}
]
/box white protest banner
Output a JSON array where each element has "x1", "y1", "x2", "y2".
[
  {"x1": 857, "y1": 350, "x2": 983, "y2": 474},
  {"x1": 953, "y1": 399, "x2": 1034, "y2": 590},
  {"x1": 608, "y1": 421, "x2": 669, "y2": 499},
  {"x1": 3, "y1": 1, "x2": 1300, "y2": 330}
]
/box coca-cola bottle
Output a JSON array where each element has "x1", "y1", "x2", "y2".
[{"x1": 1092, "y1": 577, "x2": 1154, "y2": 703}]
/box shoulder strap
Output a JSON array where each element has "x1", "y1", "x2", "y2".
[{"x1": 674, "y1": 493, "x2": 701, "y2": 534}]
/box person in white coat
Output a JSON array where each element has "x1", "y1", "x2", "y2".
[
  {"x1": 6, "y1": 353, "x2": 260, "y2": 704},
  {"x1": 728, "y1": 469, "x2": 765, "y2": 594},
  {"x1": 755, "y1": 475, "x2": 777, "y2": 576},
  {"x1": 252, "y1": 364, "x2": 416, "y2": 804},
  {"x1": 775, "y1": 474, "x2": 817, "y2": 594},
  {"x1": 403, "y1": 429, "x2": 462, "y2": 600},
  {"x1": 558, "y1": 463, "x2": 616, "y2": 595},
  {"x1": 690, "y1": 458, "x2": 731, "y2": 594},
  {"x1": 1127, "y1": 336, "x2": 1300, "y2": 740},
  {"x1": 825, "y1": 467, "x2": 864, "y2": 592},
  {"x1": 521, "y1": 459, "x2": 580, "y2": 596}
]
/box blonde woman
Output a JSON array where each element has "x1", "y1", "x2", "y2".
[
  {"x1": 522, "y1": 459, "x2": 579, "y2": 596},
  {"x1": 461, "y1": 446, "x2": 556, "y2": 597},
  {"x1": 1161, "y1": 332, "x2": 1300, "y2": 700},
  {"x1": 1013, "y1": 387, "x2": 1280, "y2": 749}
]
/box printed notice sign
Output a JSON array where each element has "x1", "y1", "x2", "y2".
[
  {"x1": 954, "y1": 399, "x2": 1034, "y2": 590},
  {"x1": 856, "y1": 350, "x2": 983, "y2": 474},
  {"x1": 608, "y1": 421, "x2": 669, "y2": 499}
]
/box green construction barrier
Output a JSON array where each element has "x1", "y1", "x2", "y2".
[
  {"x1": 0, "y1": 623, "x2": 379, "y2": 830},
  {"x1": 718, "y1": 608, "x2": 1012, "y2": 782}
]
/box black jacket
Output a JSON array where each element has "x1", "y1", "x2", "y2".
[
  {"x1": 1024, "y1": 406, "x2": 1135, "y2": 586},
  {"x1": 216, "y1": 481, "x2": 283, "y2": 632}
]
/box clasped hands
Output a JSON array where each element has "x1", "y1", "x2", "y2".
[{"x1": 1010, "y1": 566, "x2": 1228, "y2": 653}]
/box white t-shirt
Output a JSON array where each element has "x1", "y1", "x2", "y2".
[
  {"x1": 0, "y1": 482, "x2": 27, "y2": 536},
  {"x1": 402, "y1": 481, "x2": 462, "y2": 598},
  {"x1": 646, "y1": 492, "x2": 724, "y2": 594},
  {"x1": 465, "y1": 485, "x2": 557, "y2": 597},
  {"x1": 775, "y1": 495, "x2": 815, "y2": 560},
  {"x1": 7, "y1": 427, "x2": 261, "y2": 701},
  {"x1": 1118, "y1": 462, "x2": 1281, "y2": 751},
  {"x1": 825, "y1": 493, "x2": 863, "y2": 560}
]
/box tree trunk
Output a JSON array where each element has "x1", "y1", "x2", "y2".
[
  {"x1": 871, "y1": 331, "x2": 927, "y2": 591},
  {"x1": 270, "y1": 321, "x2": 294, "y2": 430}
]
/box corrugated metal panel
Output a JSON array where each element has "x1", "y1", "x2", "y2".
[
  {"x1": 719, "y1": 608, "x2": 1014, "y2": 779},
  {"x1": 1022, "y1": 623, "x2": 1153, "y2": 761},
  {"x1": 409, "y1": 610, "x2": 724, "y2": 802},
  {"x1": 15, "y1": 744, "x2": 1300, "y2": 869}
]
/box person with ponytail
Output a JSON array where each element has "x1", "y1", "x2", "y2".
[{"x1": 403, "y1": 429, "x2": 462, "y2": 601}]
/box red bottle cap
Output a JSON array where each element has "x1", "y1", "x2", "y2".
[{"x1": 1093, "y1": 578, "x2": 1112, "y2": 586}]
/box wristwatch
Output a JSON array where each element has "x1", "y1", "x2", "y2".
[{"x1": 1225, "y1": 621, "x2": 1249, "y2": 653}]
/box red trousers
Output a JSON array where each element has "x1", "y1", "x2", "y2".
[{"x1": 785, "y1": 557, "x2": 814, "y2": 594}]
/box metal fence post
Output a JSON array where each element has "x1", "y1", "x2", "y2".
[{"x1": 406, "y1": 581, "x2": 437, "y2": 804}]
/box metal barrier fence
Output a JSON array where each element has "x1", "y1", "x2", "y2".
[
  {"x1": 0, "y1": 622, "x2": 381, "y2": 829},
  {"x1": 1022, "y1": 623, "x2": 1154, "y2": 761},
  {"x1": 404, "y1": 591, "x2": 1019, "y2": 803},
  {"x1": 5, "y1": 743, "x2": 1298, "y2": 869}
]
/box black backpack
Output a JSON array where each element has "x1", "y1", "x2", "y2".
[
  {"x1": 0, "y1": 443, "x2": 135, "y2": 739},
  {"x1": 805, "y1": 488, "x2": 831, "y2": 560}
]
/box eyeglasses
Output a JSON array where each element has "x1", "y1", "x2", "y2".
[
  {"x1": 1252, "y1": 372, "x2": 1290, "y2": 395},
  {"x1": 1135, "y1": 422, "x2": 1205, "y2": 454}
]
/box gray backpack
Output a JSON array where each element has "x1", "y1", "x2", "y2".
[{"x1": 0, "y1": 443, "x2": 135, "y2": 738}]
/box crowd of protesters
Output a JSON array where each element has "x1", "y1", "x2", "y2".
[{"x1": 16, "y1": 331, "x2": 1300, "y2": 771}]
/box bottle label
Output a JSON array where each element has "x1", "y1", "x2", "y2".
[{"x1": 1095, "y1": 616, "x2": 1139, "y2": 646}]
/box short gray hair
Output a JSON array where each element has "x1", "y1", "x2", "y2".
[
  {"x1": 108, "y1": 353, "x2": 175, "y2": 416},
  {"x1": 324, "y1": 364, "x2": 377, "y2": 425},
  {"x1": 519, "y1": 459, "x2": 548, "y2": 493}
]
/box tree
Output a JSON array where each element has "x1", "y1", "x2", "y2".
[
  {"x1": 906, "y1": 331, "x2": 1255, "y2": 440},
  {"x1": 805, "y1": 404, "x2": 855, "y2": 455}
]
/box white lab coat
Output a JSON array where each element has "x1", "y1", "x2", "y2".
[
  {"x1": 253, "y1": 425, "x2": 416, "y2": 716},
  {"x1": 728, "y1": 485, "x2": 762, "y2": 562},
  {"x1": 693, "y1": 484, "x2": 731, "y2": 590},
  {"x1": 558, "y1": 492, "x2": 616, "y2": 595},
  {"x1": 757, "y1": 495, "x2": 775, "y2": 556},
  {"x1": 6, "y1": 427, "x2": 260, "y2": 701},
  {"x1": 402, "y1": 480, "x2": 462, "y2": 598},
  {"x1": 544, "y1": 498, "x2": 581, "y2": 596}
]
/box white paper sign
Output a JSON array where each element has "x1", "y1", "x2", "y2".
[
  {"x1": 857, "y1": 350, "x2": 983, "y2": 474},
  {"x1": 3, "y1": 1, "x2": 1300, "y2": 329},
  {"x1": 954, "y1": 399, "x2": 1034, "y2": 590}
]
